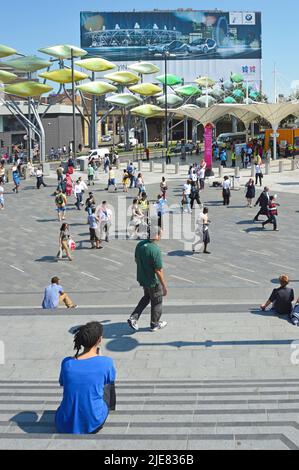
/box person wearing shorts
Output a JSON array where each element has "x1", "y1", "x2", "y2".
[{"x1": 88, "y1": 208, "x2": 102, "y2": 249}]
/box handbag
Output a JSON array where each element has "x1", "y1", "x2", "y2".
[{"x1": 68, "y1": 238, "x2": 76, "y2": 251}]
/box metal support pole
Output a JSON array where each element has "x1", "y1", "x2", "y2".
[
  {"x1": 71, "y1": 49, "x2": 76, "y2": 157},
  {"x1": 184, "y1": 117, "x2": 188, "y2": 142},
  {"x1": 91, "y1": 71, "x2": 98, "y2": 149},
  {"x1": 164, "y1": 52, "x2": 168, "y2": 158},
  {"x1": 273, "y1": 126, "x2": 278, "y2": 161}
]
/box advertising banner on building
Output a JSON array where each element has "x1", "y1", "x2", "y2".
[
  {"x1": 80, "y1": 10, "x2": 262, "y2": 87},
  {"x1": 81, "y1": 10, "x2": 262, "y2": 62}
]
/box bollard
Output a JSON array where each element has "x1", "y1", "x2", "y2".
[
  {"x1": 218, "y1": 166, "x2": 223, "y2": 177},
  {"x1": 291, "y1": 159, "x2": 296, "y2": 171},
  {"x1": 279, "y1": 161, "x2": 283, "y2": 173},
  {"x1": 138, "y1": 160, "x2": 142, "y2": 172},
  {"x1": 42, "y1": 162, "x2": 50, "y2": 176},
  {"x1": 175, "y1": 162, "x2": 180, "y2": 174},
  {"x1": 265, "y1": 161, "x2": 270, "y2": 175},
  {"x1": 251, "y1": 165, "x2": 255, "y2": 177},
  {"x1": 24, "y1": 167, "x2": 30, "y2": 180},
  {"x1": 234, "y1": 166, "x2": 240, "y2": 177},
  {"x1": 162, "y1": 162, "x2": 166, "y2": 174},
  {"x1": 150, "y1": 161, "x2": 154, "y2": 172}
]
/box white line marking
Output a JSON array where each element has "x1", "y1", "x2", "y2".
[
  {"x1": 9, "y1": 265, "x2": 25, "y2": 273},
  {"x1": 247, "y1": 249, "x2": 272, "y2": 256},
  {"x1": 227, "y1": 263, "x2": 255, "y2": 273},
  {"x1": 81, "y1": 272, "x2": 101, "y2": 281},
  {"x1": 102, "y1": 257, "x2": 123, "y2": 266},
  {"x1": 20, "y1": 226, "x2": 33, "y2": 233},
  {"x1": 171, "y1": 275, "x2": 195, "y2": 284},
  {"x1": 269, "y1": 262, "x2": 295, "y2": 271},
  {"x1": 185, "y1": 255, "x2": 206, "y2": 263},
  {"x1": 232, "y1": 275, "x2": 259, "y2": 285}
]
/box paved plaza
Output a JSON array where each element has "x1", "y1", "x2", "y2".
[{"x1": 0, "y1": 164, "x2": 299, "y2": 449}]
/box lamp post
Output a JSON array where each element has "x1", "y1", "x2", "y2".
[
  {"x1": 164, "y1": 50, "x2": 170, "y2": 163},
  {"x1": 71, "y1": 48, "x2": 76, "y2": 157}
]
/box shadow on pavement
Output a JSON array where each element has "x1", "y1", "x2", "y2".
[
  {"x1": 35, "y1": 256, "x2": 57, "y2": 262},
  {"x1": 167, "y1": 250, "x2": 194, "y2": 257},
  {"x1": 10, "y1": 411, "x2": 56, "y2": 434}
]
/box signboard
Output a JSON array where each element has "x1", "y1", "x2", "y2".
[
  {"x1": 204, "y1": 123, "x2": 213, "y2": 170},
  {"x1": 80, "y1": 10, "x2": 262, "y2": 86}
]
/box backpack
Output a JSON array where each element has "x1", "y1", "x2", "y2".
[
  {"x1": 56, "y1": 194, "x2": 64, "y2": 205},
  {"x1": 291, "y1": 304, "x2": 299, "y2": 326}
]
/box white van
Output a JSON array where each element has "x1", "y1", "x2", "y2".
[
  {"x1": 76, "y1": 148, "x2": 110, "y2": 163},
  {"x1": 216, "y1": 132, "x2": 247, "y2": 147}
]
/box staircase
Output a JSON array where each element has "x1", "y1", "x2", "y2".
[{"x1": 0, "y1": 379, "x2": 299, "y2": 450}]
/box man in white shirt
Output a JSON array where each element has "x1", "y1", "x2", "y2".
[
  {"x1": 0, "y1": 181, "x2": 4, "y2": 210},
  {"x1": 36, "y1": 167, "x2": 47, "y2": 189},
  {"x1": 182, "y1": 180, "x2": 192, "y2": 213},
  {"x1": 98, "y1": 201, "x2": 113, "y2": 242}
]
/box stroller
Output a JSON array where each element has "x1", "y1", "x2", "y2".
[{"x1": 290, "y1": 304, "x2": 299, "y2": 326}]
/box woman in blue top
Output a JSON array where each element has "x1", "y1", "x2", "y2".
[
  {"x1": 12, "y1": 166, "x2": 20, "y2": 193},
  {"x1": 55, "y1": 321, "x2": 116, "y2": 434}
]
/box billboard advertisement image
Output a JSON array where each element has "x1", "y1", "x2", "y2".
[
  {"x1": 80, "y1": 10, "x2": 262, "y2": 62},
  {"x1": 80, "y1": 10, "x2": 262, "y2": 86}
]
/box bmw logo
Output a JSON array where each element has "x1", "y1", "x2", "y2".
[{"x1": 245, "y1": 14, "x2": 253, "y2": 21}]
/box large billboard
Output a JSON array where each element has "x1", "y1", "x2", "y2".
[{"x1": 80, "y1": 10, "x2": 262, "y2": 84}]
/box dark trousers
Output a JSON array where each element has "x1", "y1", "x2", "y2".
[
  {"x1": 223, "y1": 189, "x2": 230, "y2": 205},
  {"x1": 231, "y1": 160, "x2": 236, "y2": 167},
  {"x1": 255, "y1": 174, "x2": 263, "y2": 186},
  {"x1": 75, "y1": 193, "x2": 83, "y2": 210},
  {"x1": 254, "y1": 207, "x2": 267, "y2": 221},
  {"x1": 90, "y1": 383, "x2": 116, "y2": 434},
  {"x1": 131, "y1": 284, "x2": 163, "y2": 328},
  {"x1": 263, "y1": 214, "x2": 277, "y2": 230},
  {"x1": 129, "y1": 174, "x2": 135, "y2": 188},
  {"x1": 190, "y1": 195, "x2": 201, "y2": 209},
  {"x1": 37, "y1": 177, "x2": 46, "y2": 189},
  {"x1": 199, "y1": 178, "x2": 205, "y2": 190},
  {"x1": 157, "y1": 211, "x2": 162, "y2": 228}
]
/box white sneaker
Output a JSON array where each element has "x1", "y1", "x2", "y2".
[
  {"x1": 150, "y1": 320, "x2": 167, "y2": 332},
  {"x1": 127, "y1": 318, "x2": 139, "y2": 331}
]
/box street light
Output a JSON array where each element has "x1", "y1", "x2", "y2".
[{"x1": 164, "y1": 50, "x2": 170, "y2": 163}]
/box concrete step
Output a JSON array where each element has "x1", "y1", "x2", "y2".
[{"x1": 0, "y1": 379, "x2": 298, "y2": 450}]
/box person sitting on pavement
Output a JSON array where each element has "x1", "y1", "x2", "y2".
[
  {"x1": 260, "y1": 274, "x2": 295, "y2": 316},
  {"x1": 55, "y1": 321, "x2": 116, "y2": 434},
  {"x1": 42, "y1": 276, "x2": 77, "y2": 309}
]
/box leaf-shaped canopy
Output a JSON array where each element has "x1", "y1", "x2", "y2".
[
  {"x1": 39, "y1": 44, "x2": 87, "y2": 59},
  {"x1": 156, "y1": 94, "x2": 183, "y2": 107},
  {"x1": 131, "y1": 104, "x2": 162, "y2": 118},
  {"x1": 174, "y1": 85, "x2": 201, "y2": 97},
  {"x1": 75, "y1": 58, "x2": 116, "y2": 72},
  {"x1": 194, "y1": 77, "x2": 215, "y2": 87},
  {"x1": 1, "y1": 56, "x2": 51, "y2": 72},
  {"x1": 129, "y1": 83, "x2": 162, "y2": 96},
  {"x1": 196, "y1": 95, "x2": 216, "y2": 107},
  {"x1": 155, "y1": 74, "x2": 182, "y2": 86},
  {"x1": 76, "y1": 81, "x2": 117, "y2": 95},
  {"x1": 233, "y1": 89, "x2": 245, "y2": 98},
  {"x1": 0, "y1": 44, "x2": 17, "y2": 58},
  {"x1": 231, "y1": 73, "x2": 244, "y2": 83},
  {"x1": 224, "y1": 96, "x2": 237, "y2": 104},
  {"x1": 4, "y1": 81, "x2": 53, "y2": 98},
  {"x1": 105, "y1": 93, "x2": 142, "y2": 107},
  {"x1": 128, "y1": 62, "x2": 160, "y2": 75},
  {"x1": 104, "y1": 71, "x2": 139, "y2": 85},
  {"x1": 39, "y1": 69, "x2": 88, "y2": 84},
  {"x1": 0, "y1": 70, "x2": 18, "y2": 83}
]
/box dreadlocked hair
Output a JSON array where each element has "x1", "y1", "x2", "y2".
[{"x1": 73, "y1": 322, "x2": 103, "y2": 358}]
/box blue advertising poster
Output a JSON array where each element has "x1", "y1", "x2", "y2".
[{"x1": 80, "y1": 10, "x2": 262, "y2": 62}]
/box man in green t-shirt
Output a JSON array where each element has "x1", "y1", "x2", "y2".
[
  {"x1": 87, "y1": 164, "x2": 95, "y2": 186},
  {"x1": 128, "y1": 226, "x2": 168, "y2": 332}
]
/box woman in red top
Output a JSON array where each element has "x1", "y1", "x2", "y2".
[{"x1": 262, "y1": 195, "x2": 279, "y2": 231}]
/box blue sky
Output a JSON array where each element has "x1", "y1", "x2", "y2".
[{"x1": 1, "y1": 0, "x2": 299, "y2": 98}]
